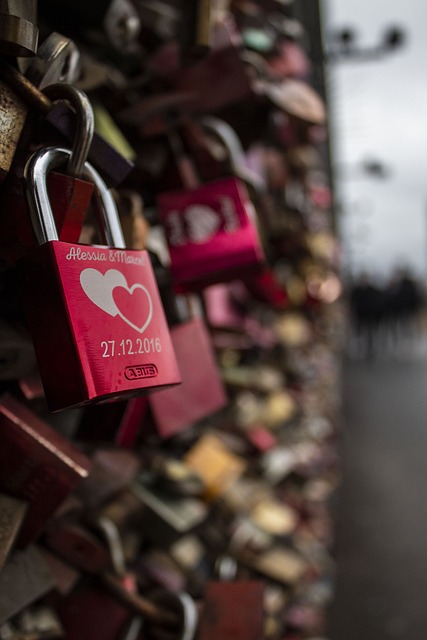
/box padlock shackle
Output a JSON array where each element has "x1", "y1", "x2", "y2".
[
  {"x1": 43, "y1": 83, "x2": 94, "y2": 177},
  {"x1": 201, "y1": 116, "x2": 245, "y2": 175},
  {"x1": 24, "y1": 147, "x2": 126, "y2": 248},
  {"x1": 150, "y1": 591, "x2": 198, "y2": 640},
  {"x1": 168, "y1": 130, "x2": 200, "y2": 191},
  {"x1": 200, "y1": 116, "x2": 265, "y2": 192},
  {"x1": 214, "y1": 554, "x2": 238, "y2": 581},
  {"x1": 25, "y1": 33, "x2": 81, "y2": 90}
]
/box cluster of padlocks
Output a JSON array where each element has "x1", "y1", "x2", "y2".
[{"x1": 0, "y1": 2, "x2": 343, "y2": 639}]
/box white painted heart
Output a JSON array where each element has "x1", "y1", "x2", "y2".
[
  {"x1": 80, "y1": 268, "x2": 153, "y2": 334},
  {"x1": 80, "y1": 268, "x2": 127, "y2": 316}
]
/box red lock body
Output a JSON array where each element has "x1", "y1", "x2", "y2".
[
  {"x1": 22, "y1": 241, "x2": 181, "y2": 411},
  {"x1": 199, "y1": 581, "x2": 266, "y2": 640},
  {"x1": 22, "y1": 147, "x2": 181, "y2": 412},
  {"x1": 149, "y1": 317, "x2": 227, "y2": 439},
  {"x1": 158, "y1": 177, "x2": 265, "y2": 291}
]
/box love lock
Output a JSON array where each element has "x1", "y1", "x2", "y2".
[
  {"x1": 157, "y1": 131, "x2": 265, "y2": 292},
  {"x1": 21, "y1": 146, "x2": 181, "y2": 412}
]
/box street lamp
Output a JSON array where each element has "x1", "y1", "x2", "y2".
[
  {"x1": 334, "y1": 158, "x2": 391, "y2": 181},
  {"x1": 334, "y1": 162, "x2": 390, "y2": 276},
  {"x1": 325, "y1": 25, "x2": 405, "y2": 62}
]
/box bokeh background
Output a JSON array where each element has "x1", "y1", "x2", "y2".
[{"x1": 326, "y1": 3, "x2": 427, "y2": 639}]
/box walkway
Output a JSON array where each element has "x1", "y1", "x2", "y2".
[{"x1": 329, "y1": 349, "x2": 427, "y2": 639}]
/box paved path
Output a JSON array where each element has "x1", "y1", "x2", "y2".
[{"x1": 329, "y1": 351, "x2": 427, "y2": 640}]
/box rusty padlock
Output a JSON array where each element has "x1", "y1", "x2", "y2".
[
  {"x1": 0, "y1": 77, "x2": 28, "y2": 183},
  {"x1": 0, "y1": 393, "x2": 91, "y2": 546},
  {"x1": 0, "y1": 62, "x2": 134, "y2": 188},
  {"x1": 21, "y1": 146, "x2": 181, "y2": 411},
  {"x1": 157, "y1": 130, "x2": 265, "y2": 291}
]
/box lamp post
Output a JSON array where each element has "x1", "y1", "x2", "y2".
[
  {"x1": 335, "y1": 160, "x2": 390, "y2": 277},
  {"x1": 323, "y1": 19, "x2": 404, "y2": 274},
  {"x1": 334, "y1": 159, "x2": 391, "y2": 181},
  {"x1": 325, "y1": 26, "x2": 405, "y2": 62}
]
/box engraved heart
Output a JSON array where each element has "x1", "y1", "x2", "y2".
[
  {"x1": 80, "y1": 268, "x2": 126, "y2": 317},
  {"x1": 112, "y1": 284, "x2": 153, "y2": 334},
  {"x1": 80, "y1": 268, "x2": 153, "y2": 333},
  {"x1": 184, "y1": 204, "x2": 221, "y2": 243}
]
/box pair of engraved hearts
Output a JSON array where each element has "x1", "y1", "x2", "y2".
[{"x1": 80, "y1": 269, "x2": 153, "y2": 334}]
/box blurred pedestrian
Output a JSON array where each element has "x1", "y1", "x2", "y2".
[
  {"x1": 349, "y1": 272, "x2": 386, "y2": 358},
  {"x1": 384, "y1": 267, "x2": 423, "y2": 349}
]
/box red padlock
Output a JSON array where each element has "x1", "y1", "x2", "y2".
[
  {"x1": 117, "y1": 264, "x2": 228, "y2": 442},
  {"x1": 157, "y1": 131, "x2": 265, "y2": 291},
  {"x1": 56, "y1": 585, "x2": 134, "y2": 640},
  {"x1": 172, "y1": 44, "x2": 253, "y2": 114},
  {"x1": 149, "y1": 309, "x2": 227, "y2": 439},
  {"x1": 21, "y1": 146, "x2": 181, "y2": 412},
  {"x1": 199, "y1": 579, "x2": 266, "y2": 640}
]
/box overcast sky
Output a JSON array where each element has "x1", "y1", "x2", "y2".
[{"x1": 324, "y1": 0, "x2": 427, "y2": 281}]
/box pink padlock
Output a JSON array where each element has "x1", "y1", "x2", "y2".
[
  {"x1": 157, "y1": 131, "x2": 265, "y2": 292},
  {"x1": 149, "y1": 314, "x2": 227, "y2": 439}
]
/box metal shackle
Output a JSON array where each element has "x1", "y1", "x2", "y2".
[
  {"x1": 201, "y1": 115, "x2": 265, "y2": 191},
  {"x1": 150, "y1": 590, "x2": 199, "y2": 640},
  {"x1": 25, "y1": 33, "x2": 81, "y2": 90},
  {"x1": 177, "y1": 592, "x2": 199, "y2": 640},
  {"x1": 43, "y1": 82, "x2": 94, "y2": 177},
  {"x1": 201, "y1": 116, "x2": 246, "y2": 173},
  {"x1": 24, "y1": 146, "x2": 125, "y2": 249},
  {"x1": 214, "y1": 554, "x2": 238, "y2": 582}
]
